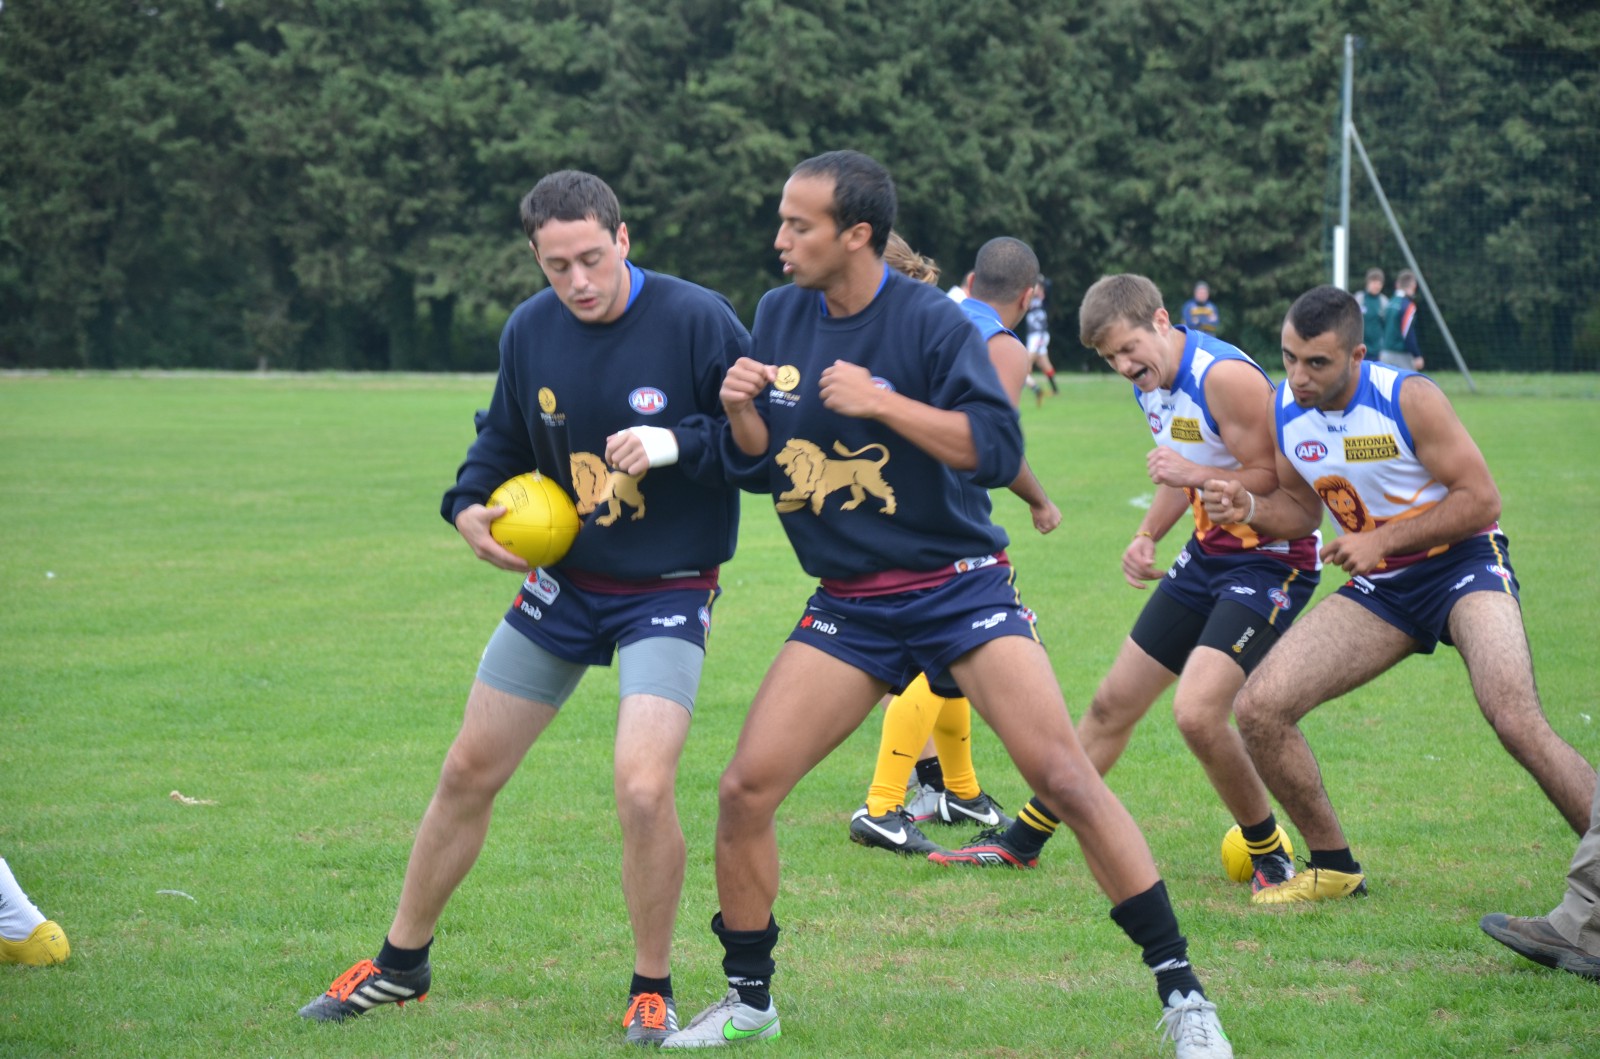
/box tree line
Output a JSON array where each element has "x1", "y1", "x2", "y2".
[{"x1": 2, "y1": 0, "x2": 1595, "y2": 372}]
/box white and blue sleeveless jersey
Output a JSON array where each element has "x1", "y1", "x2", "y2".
[
  {"x1": 1137, "y1": 327, "x2": 1319, "y2": 569},
  {"x1": 1276, "y1": 360, "x2": 1497, "y2": 577}
]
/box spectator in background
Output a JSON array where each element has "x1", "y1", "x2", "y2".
[
  {"x1": 1354, "y1": 268, "x2": 1387, "y2": 357},
  {"x1": 1379, "y1": 270, "x2": 1423, "y2": 371},
  {"x1": 1481, "y1": 770, "x2": 1600, "y2": 981},
  {"x1": 1181, "y1": 281, "x2": 1220, "y2": 335},
  {"x1": 1024, "y1": 276, "x2": 1059, "y2": 405}
]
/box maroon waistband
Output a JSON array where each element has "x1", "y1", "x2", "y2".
[
  {"x1": 561, "y1": 565, "x2": 720, "y2": 596},
  {"x1": 819, "y1": 552, "x2": 1009, "y2": 599}
]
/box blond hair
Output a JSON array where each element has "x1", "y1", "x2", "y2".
[
  {"x1": 884, "y1": 230, "x2": 941, "y2": 285},
  {"x1": 1078, "y1": 273, "x2": 1164, "y2": 349}
]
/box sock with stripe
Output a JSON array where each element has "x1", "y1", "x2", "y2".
[
  {"x1": 1003, "y1": 796, "x2": 1060, "y2": 857},
  {"x1": 1240, "y1": 812, "x2": 1285, "y2": 855},
  {"x1": 1109, "y1": 880, "x2": 1204, "y2": 1003}
]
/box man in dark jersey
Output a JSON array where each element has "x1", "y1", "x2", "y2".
[
  {"x1": 661, "y1": 151, "x2": 1232, "y2": 1059},
  {"x1": 298, "y1": 171, "x2": 750, "y2": 1047}
]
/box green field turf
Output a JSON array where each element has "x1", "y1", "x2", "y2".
[{"x1": 1, "y1": 371, "x2": 1596, "y2": 1057}]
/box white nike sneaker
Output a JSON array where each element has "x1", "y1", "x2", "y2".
[
  {"x1": 848, "y1": 805, "x2": 946, "y2": 855},
  {"x1": 933, "y1": 789, "x2": 1012, "y2": 829},
  {"x1": 1157, "y1": 990, "x2": 1233, "y2": 1058},
  {"x1": 903, "y1": 782, "x2": 942, "y2": 821},
  {"x1": 660, "y1": 988, "x2": 780, "y2": 1049}
]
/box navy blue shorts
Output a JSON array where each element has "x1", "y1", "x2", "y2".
[
  {"x1": 785, "y1": 563, "x2": 1041, "y2": 697},
  {"x1": 1337, "y1": 531, "x2": 1519, "y2": 653},
  {"x1": 501, "y1": 566, "x2": 720, "y2": 667},
  {"x1": 1156, "y1": 537, "x2": 1320, "y2": 629},
  {"x1": 1132, "y1": 538, "x2": 1319, "y2": 675}
]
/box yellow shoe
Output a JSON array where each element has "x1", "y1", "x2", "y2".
[
  {"x1": 1251, "y1": 866, "x2": 1366, "y2": 905},
  {"x1": 0, "y1": 920, "x2": 70, "y2": 966}
]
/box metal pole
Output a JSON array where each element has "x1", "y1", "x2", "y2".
[
  {"x1": 1348, "y1": 124, "x2": 1477, "y2": 392},
  {"x1": 1335, "y1": 34, "x2": 1354, "y2": 290}
]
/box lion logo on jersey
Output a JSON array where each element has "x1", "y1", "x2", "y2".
[
  {"x1": 570, "y1": 452, "x2": 646, "y2": 527},
  {"x1": 773, "y1": 439, "x2": 896, "y2": 516},
  {"x1": 1313, "y1": 474, "x2": 1376, "y2": 533}
]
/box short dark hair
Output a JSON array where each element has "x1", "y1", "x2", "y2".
[
  {"x1": 790, "y1": 150, "x2": 895, "y2": 255},
  {"x1": 969, "y1": 237, "x2": 1039, "y2": 303},
  {"x1": 520, "y1": 170, "x2": 622, "y2": 243},
  {"x1": 1286, "y1": 285, "x2": 1363, "y2": 351}
]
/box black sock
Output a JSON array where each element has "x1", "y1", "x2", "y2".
[
  {"x1": 915, "y1": 756, "x2": 945, "y2": 791},
  {"x1": 1109, "y1": 881, "x2": 1204, "y2": 1004},
  {"x1": 712, "y1": 912, "x2": 779, "y2": 1010},
  {"x1": 1006, "y1": 796, "x2": 1059, "y2": 856},
  {"x1": 1309, "y1": 847, "x2": 1361, "y2": 874},
  {"x1": 376, "y1": 936, "x2": 431, "y2": 973},
  {"x1": 1240, "y1": 812, "x2": 1281, "y2": 852},
  {"x1": 630, "y1": 972, "x2": 671, "y2": 999}
]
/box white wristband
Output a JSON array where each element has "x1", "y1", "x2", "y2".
[
  {"x1": 1242, "y1": 489, "x2": 1257, "y2": 525},
  {"x1": 626, "y1": 425, "x2": 680, "y2": 468}
]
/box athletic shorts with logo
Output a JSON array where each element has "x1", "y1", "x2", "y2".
[
  {"x1": 502, "y1": 565, "x2": 719, "y2": 666},
  {"x1": 786, "y1": 561, "x2": 1038, "y2": 697},
  {"x1": 1135, "y1": 538, "x2": 1319, "y2": 674},
  {"x1": 1338, "y1": 531, "x2": 1518, "y2": 653}
]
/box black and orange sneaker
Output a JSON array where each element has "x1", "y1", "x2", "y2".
[
  {"x1": 298, "y1": 958, "x2": 431, "y2": 1022},
  {"x1": 624, "y1": 991, "x2": 679, "y2": 1046}
]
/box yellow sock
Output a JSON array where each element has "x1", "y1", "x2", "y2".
[
  {"x1": 866, "y1": 674, "x2": 945, "y2": 816},
  {"x1": 931, "y1": 696, "x2": 980, "y2": 800}
]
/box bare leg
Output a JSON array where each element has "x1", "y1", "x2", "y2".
[
  {"x1": 1234, "y1": 596, "x2": 1415, "y2": 852},
  {"x1": 951, "y1": 637, "x2": 1158, "y2": 902},
  {"x1": 389, "y1": 680, "x2": 557, "y2": 947},
  {"x1": 716, "y1": 644, "x2": 886, "y2": 930},
  {"x1": 1077, "y1": 636, "x2": 1177, "y2": 776},
  {"x1": 1449, "y1": 592, "x2": 1597, "y2": 834},
  {"x1": 1172, "y1": 647, "x2": 1271, "y2": 827},
  {"x1": 615, "y1": 693, "x2": 693, "y2": 978}
]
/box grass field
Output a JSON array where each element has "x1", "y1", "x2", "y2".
[{"x1": 1, "y1": 371, "x2": 1596, "y2": 1057}]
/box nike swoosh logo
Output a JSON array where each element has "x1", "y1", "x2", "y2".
[
  {"x1": 951, "y1": 805, "x2": 999, "y2": 825},
  {"x1": 859, "y1": 818, "x2": 907, "y2": 844},
  {"x1": 723, "y1": 1015, "x2": 779, "y2": 1041},
  {"x1": 890, "y1": 749, "x2": 914, "y2": 758}
]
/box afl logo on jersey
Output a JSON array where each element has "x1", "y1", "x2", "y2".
[
  {"x1": 1147, "y1": 412, "x2": 1162, "y2": 435},
  {"x1": 1295, "y1": 440, "x2": 1329, "y2": 462},
  {"x1": 629, "y1": 387, "x2": 667, "y2": 414},
  {"x1": 870, "y1": 376, "x2": 895, "y2": 392}
]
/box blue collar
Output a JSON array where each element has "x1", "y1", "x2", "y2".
[
  {"x1": 818, "y1": 263, "x2": 891, "y2": 317},
  {"x1": 622, "y1": 261, "x2": 645, "y2": 313}
]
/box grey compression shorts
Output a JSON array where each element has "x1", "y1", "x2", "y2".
[{"x1": 475, "y1": 619, "x2": 705, "y2": 713}]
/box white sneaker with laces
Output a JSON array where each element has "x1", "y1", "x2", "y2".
[
  {"x1": 903, "y1": 782, "x2": 942, "y2": 821},
  {"x1": 660, "y1": 988, "x2": 780, "y2": 1049},
  {"x1": 1157, "y1": 989, "x2": 1232, "y2": 1058}
]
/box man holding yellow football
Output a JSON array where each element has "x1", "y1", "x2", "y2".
[{"x1": 298, "y1": 170, "x2": 750, "y2": 1047}]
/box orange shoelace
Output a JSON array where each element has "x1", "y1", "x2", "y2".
[
  {"x1": 325, "y1": 959, "x2": 380, "y2": 1000},
  {"x1": 623, "y1": 991, "x2": 668, "y2": 1030}
]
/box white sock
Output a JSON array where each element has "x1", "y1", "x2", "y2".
[{"x1": 0, "y1": 857, "x2": 48, "y2": 940}]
